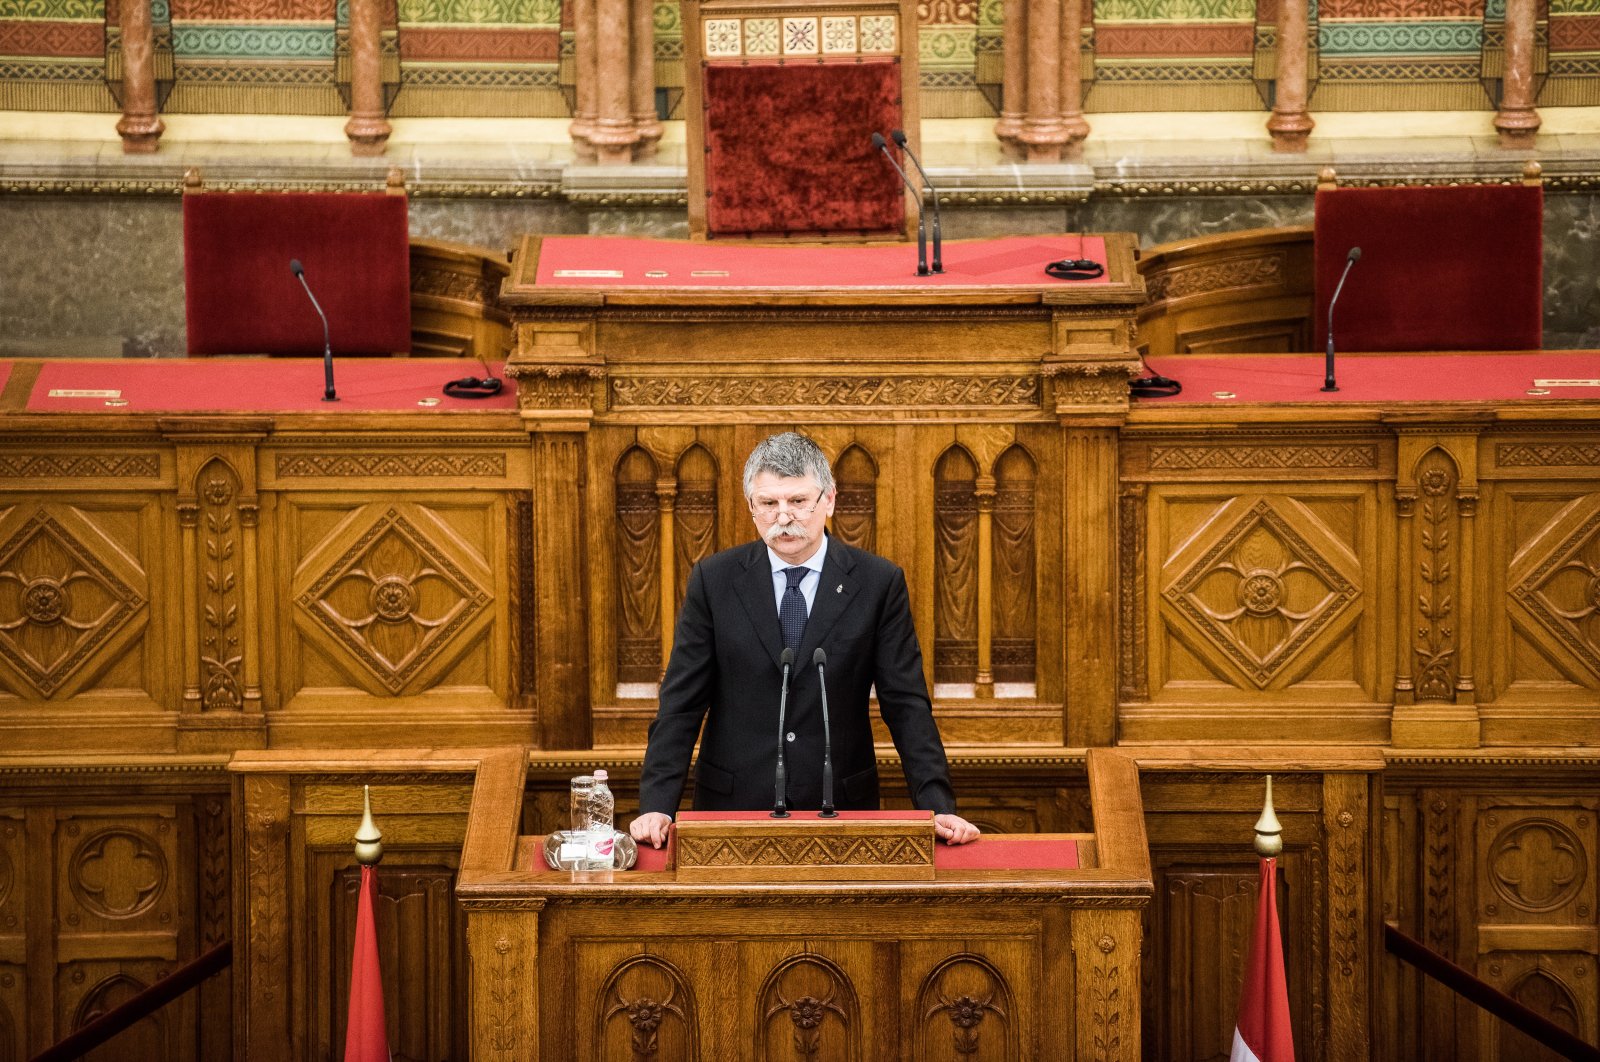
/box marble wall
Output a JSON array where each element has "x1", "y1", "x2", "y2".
[{"x1": 1, "y1": 191, "x2": 1594, "y2": 355}]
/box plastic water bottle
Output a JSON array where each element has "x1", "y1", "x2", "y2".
[
  {"x1": 586, "y1": 769, "x2": 616, "y2": 870},
  {"x1": 565, "y1": 775, "x2": 596, "y2": 870}
]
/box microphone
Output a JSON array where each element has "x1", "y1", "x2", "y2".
[
  {"x1": 889, "y1": 129, "x2": 942, "y2": 274},
  {"x1": 290, "y1": 259, "x2": 337, "y2": 402},
  {"x1": 1323, "y1": 246, "x2": 1361, "y2": 394},
  {"x1": 870, "y1": 132, "x2": 929, "y2": 278},
  {"x1": 771, "y1": 647, "x2": 794, "y2": 818},
  {"x1": 813, "y1": 648, "x2": 836, "y2": 818}
]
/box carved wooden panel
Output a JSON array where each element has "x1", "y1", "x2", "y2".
[
  {"x1": 909, "y1": 952, "x2": 1019, "y2": 1060},
  {"x1": 191, "y1": 457, "x2": 248, "y2": 712},
  {"x1": 1407, "y1": 448, "x2": 1464, "y2": 701},
  {"x1": 58, "y1": 962, "x2": 180, "y2": 1060},
  {"x1": 1504, "y1": 491, "x2": 1600, "y2": 688},
  {"x1": 589, "y1": 950, "x2": 700, "y2": 1061},
  {"x1": 831, "y1": 444, "x2": 878, "y2": 554},
  {"x1": 614, "y1": 447, "x2": 661, "y2": 686},
  {"x1": 992, "y1": 445, "x2": 1037, "y2": 687},
  {"x1": 933, "y1": 446, "x2": 978, "y2": 686},
  {"x1": 673, "y1": 446, "x2": 719, "y2": 613},
  {"x1": 0, "y1": 810, "x2": 20, "y2": 1062},
  {"x1": 284, "y1": 498, "x2": 503, "y2": 702},
  {"x1": 754, "y1": 950, "x2": 862, "y2": 1062},
  {"x1": 0, "y1": 501, "x2": 154, "y2": 702}
]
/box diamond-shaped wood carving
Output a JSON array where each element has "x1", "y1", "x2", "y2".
[
  {"x1": 1162, "y1": 497, "x2": 1360, "y2": 688},
  {"x1": 1509, "y1": 497, "x2": 1600, "y2": 681},
  {"x1": 0, "y1": 509, "x2": 144, "y2": 696},
  {"x1": 295, "y1": 507, "x2": 491, "y2": 693}
]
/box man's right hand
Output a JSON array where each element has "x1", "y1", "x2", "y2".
[{"x1": 630, "y1": 812, "x2": 673, "y2": 849}]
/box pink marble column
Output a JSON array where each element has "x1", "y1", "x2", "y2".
[
  {"x1": 569, "y1": 0, "x2": 599, "y2": 160},
  {"x1": 994, "y1": 0, "x2": 1026, "y2": 157},
  {"x1": 1017, "y1": 0, "x2": 1065, "y2": 161},
  {"x1": 1267, "y1": 0, "x2": 1313, "y2": 152},
  {"x1": 630, "y1": 0, "x2": 662, "y2": 158},
  {"x1": 114, "y1": 0, "x2": 164, "y2": 153},
  {"x1": 1496, "y1": 0, "x2": 1541, "y2": 147},
  {"x1": 590, "y1": 0, "x2": 641, "y2": 163},
  {"x1": 1057, "y1": 0, "x2": 1089, "y2": 157},
  {"x1": 343, "y1": 0, "x2": 392, "y2": 155}
]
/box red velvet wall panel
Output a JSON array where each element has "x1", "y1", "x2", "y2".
[
  {"x1": 1314, "y1": 184, "x2": 1543, "y2": 353},
  {"x1": 184, "y1": 193, "x2": 412, "y2": 356},
  {"x1": 704, "y1": 61, "x2": 905, "y2": 237}
]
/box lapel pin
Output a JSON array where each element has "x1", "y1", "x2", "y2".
[{"x1": 836, "y1": 584, "x2": 843, "y2": 593}]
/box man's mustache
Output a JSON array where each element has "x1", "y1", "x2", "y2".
[{"x1": 763, "y1": 522, "x2": 808, "y2": 541}]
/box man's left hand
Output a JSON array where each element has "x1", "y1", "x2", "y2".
[{"x1": 934, "y1": 813, "x2": 980, "y2": 845}]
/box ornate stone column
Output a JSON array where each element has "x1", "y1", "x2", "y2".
[
  {"x1": 1495, "y1": 0, "x2": 1541, "y2": 147},
  {"x1": 1018, "y1": 0, "x2": 1066, "y2": 160},
  {"x1": 344, "y1": 0, "x2": 392, "y2": 155},
  {"x1": 569, "y1": 0, "x2": 599, "y2": 160},
  {"x1": 114, "y1": 0, "x2": 164, "y2": 153},
  {"x1": 1267, "y1": 0, "x2": 1314, "y2": 152},
  {"x1": 631, "y1": 0, "x2": 663, "y2": 158},
  {"x1": 590, "y1": 0, "x2": 643, "y2": 163},
  {"x1": 995, "y1": 0, "x2": 1027, "y2": 155},
  {"x1": 1057, "y1": 0, "x2": 1089, "y2": 157}
]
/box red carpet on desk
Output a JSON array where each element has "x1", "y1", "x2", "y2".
[
  {"x1": 26, "y1": 360, "x2": 515, "y2": 413},
  {"x1": 534, "y1": 235, "x2": 1110, "y2": 289},
  {"x1": 1139, "y1": 352, "x2": 1600, "y2": 404}
]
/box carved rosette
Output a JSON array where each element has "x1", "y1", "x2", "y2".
[
  {"x1": 1162, "y1": 497, "x2": 1360, "y2": 688},
  {"x1": 758, "y1": 954, "x2": 858, "y2": 1061},
  {"x1": 197, "y1": 460, "x2": 243, "y2": 711},
  {"x1": 1412, "y1": 452, "x2": 1459, "y2": 701},
  {"x1": 915, "y1": 954, "x2": 1014, "y2": 1059},
  {"x1": 0, "y1": 508, "x2": 146, "y2": 696},
  {"x1": 598, "y1": 955, "x2": 697, "y2": 1059},
  {"x1": 294, "y1": 507, "x2": 492, "y2": 694}
]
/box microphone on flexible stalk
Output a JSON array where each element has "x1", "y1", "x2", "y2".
[
  {"x1": 870, "y1": 132, "x2": 929, "y2": 278},
  {"x1": 889, "y1": 129, "x2": 943, "y2": 274},
  {"x1": 289, "y1": 258, "x2": 337, "y2": 402},
  {"x1": 771, "y1": 647, "x2": 795, "y2": 818},
  {"x1": 1323, "y1": 246, "x2": 1362, "y2": 394},
  {"x1": 813, "y1": 648, "x2": 836, "y2": 818}
]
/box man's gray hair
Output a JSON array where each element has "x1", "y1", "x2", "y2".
[{"x1": 742, "y1": 432, "x2": 835, "y2": 498}]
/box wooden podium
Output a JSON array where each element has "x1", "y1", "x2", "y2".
[{"x1": 457, "y1": 749, "x2": 1152, "y2": 1060}]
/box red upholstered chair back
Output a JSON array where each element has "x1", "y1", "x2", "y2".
[
  {"x1": 682, "y1": 0, "x2": 920, "y2": 240},
  {"x1": 183, "y1": 189, "x2": 412, "y2": 356},
  {"x1": 1314, "y1": 182, "x2": 1543, "y2": 353}
]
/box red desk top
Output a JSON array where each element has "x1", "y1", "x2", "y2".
[
  {"x1": 1137, "y1": 351, "x2": 1600, "y2": 406},
  {"x1": 21, "y1": 359, "x2": 515, "y2": 414},
  {"x1": 532, "y1": 235, "x2": 1111, "y2": 290}
]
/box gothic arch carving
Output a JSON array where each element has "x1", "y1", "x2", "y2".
[
  {"x1": 73, "y1": 973, "x2": 164, "y2": 1057},
  {"x1": 933, "y1": 446, "x2": 978, "y2": 687},
  {"x1": 1502, "y1": 968, "x2": 1583, "y2": 1058},
  {"x1": 913, "y1": 953, "x2": 1016, "y2": 1060},
  {"x1": 596, "y1": 954, "x2": 698, "y2": 1060},
  {"x1": 757, "y1": 952, "x2": 860, "y2": 1062},
  {"x1": 992, "y1": 445, "x2": 1037, "y2": 687},
  {"x1": 615, "y1": 446, "x2": 661, "y2": 686},
  {"x1": 673, "y1": 445, "x2": 719, "y2": 608},
  {"x1": 832, "y1": 444, "x2": 878, "y2": 553}
]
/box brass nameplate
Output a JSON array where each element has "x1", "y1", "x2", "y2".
[
  {"x1": 689, "y1": 270, "x2": 730, "y2": 278},
  {"x1": 1532, "y1": 379, "x2": 1600, "y2": 388},
  {"x1": 553, "y1": 269, "x2": 625, "y2": 278},
  {"x1": 47, "y1": 388, "x2": 122, "y2": 398},
  {"x1": 672, "y1": 814, "x2": 936, "y2": 883}
]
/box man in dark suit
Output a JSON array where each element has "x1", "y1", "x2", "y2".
[{"x1": 631, "y1": 432, "x2": 979, "y2": 848}]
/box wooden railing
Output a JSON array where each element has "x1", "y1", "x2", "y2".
[
  {"x1": 1384, "y1": 924, "x2": 1600, "y2": 1062},
  {"x1": 28, "y1": 941, "x2": 233, "y2": 1062}
]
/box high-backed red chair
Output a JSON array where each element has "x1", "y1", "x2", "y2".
[
  {"x1": 1313, "y1": 166, "x2": 1544, "y2": 353},
  {"x1": 681, "y1": 0, "x2": 920, "y2": 240},
  {"x1": 183, "y1": 170, "x2": 412, "y2": 356}
]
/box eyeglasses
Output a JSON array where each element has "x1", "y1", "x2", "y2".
[{"x1": 748, "y1": 494, "x2": 821, "y2": 521}]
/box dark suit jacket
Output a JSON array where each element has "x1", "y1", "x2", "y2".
[{"x1": 638, "y1": 536, "x2": 957, "y2": 816}]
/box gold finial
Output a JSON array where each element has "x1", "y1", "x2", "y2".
[
  {"x1": 354, "y1": 784, "x2": 383, "y2": 866},
  {"x1": 1253, "y1": 775, "x2": 1283, "y2": 858}
]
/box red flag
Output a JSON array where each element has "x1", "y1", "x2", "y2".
[
  {"x1": 1231, "y1": 856, "x2": 1295, "y2": 1062},
  {"x1": 344, "y1": 864, "x2": 391, "y2": 1062}
]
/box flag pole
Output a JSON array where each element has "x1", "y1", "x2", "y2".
[
  {"x1": 345, "y1": 785, "x2": 391, "y2": 1062},
  {"x1": 1230, "y1": 774, "x2": 1296, "y2": 1062},
  {"x1": 1253, "y1": 774, "x2": 1282, "y2": 858},
  {"x1": 355, "y1": 784, "x2": 384, "y2": 866}
]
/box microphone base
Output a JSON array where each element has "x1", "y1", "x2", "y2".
[
  {"x1": 817, "y1": 807, "x2": 838, "y2": 819},
  {"x1": 1321, "y1": 382, "x2": 1340, "y2": 393},
  {"x1": 769, "y1": 808, "x2": 790, "y2": 819},
  {"x1": 322, "y1": 394, "x2": 339, "y2": 402}
]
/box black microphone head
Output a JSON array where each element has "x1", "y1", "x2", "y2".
[
  {"x1": 890, "y1": 129, "x2": 908, "y2": 146},
  {"x1": 870, "y1": 132, "x2": 886, "y2": 150},
  {"x1": 812, "y1": 648, "x2": 827, "y2": 665},
  {"x1": 289, "y1": 258, "x2": 304, "y2": 277},
  {"x1": 780, "y1": 647, "x2": 794, "y2": 667},
  {"x1": 1347, "y1": 246, "x2": 1362, "y2": 263}
]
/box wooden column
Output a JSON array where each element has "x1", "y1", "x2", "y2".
[
  {"x1": 631, "y1": 0, "x2": 662, "y2": 158},
  {"x1": 975, "y1": 475, "x2": 995, "y2": 698},
  {"x1": 1496, "y1": 0, "x2": 1541, "y2": 147},
  {"x1": 114, "y1": 0, "x2": 164, "y2": 153},
  {"x1": 591, "y1": 0, "x2": 641, "y2": 163},
  {"x1": 344, "y1": 0, "x2": 391, "y2": 155},
  {"x1": 1057, "y1": 0, "x2": 1089, "y2": 157},
  {"x1": 533, "y1": 433, "x2": 594, "y2": 748},
  {"x1": 569, "y1": 0, "x2": 599, "y2": 160},
  {"x1": 1063, "y1": 426, "x2": 1119, "y2": 747},
  {"x1": 657, "y1": 478, "x2": 677, "y2": 675},
  {"x1": 994, "y1": 0, "x2": 1026, "y2": 156},
  {"x1": 1018, "y1": 0, "x2": 1066, "y2": 161},
  {"x1": 238, "y1": 775, "x2": 291, "y2": 1062},
  {"x1": 1267, "y1": 0, "x2": 1314, "y2": 152}
]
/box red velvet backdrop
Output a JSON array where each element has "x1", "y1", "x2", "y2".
[
  {"x1": 1314, "y1": 184, "x2": 1543, "y2": 352},
  {"x1": 184, "y1": 193, "x2": 412, "y2": 356},
  {"x1": 705, "y1": 61, "x2": 905, "y2": 236}
]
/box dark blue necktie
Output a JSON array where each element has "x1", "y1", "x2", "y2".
[{"x1": 780, "y1": 567, "x2": 809, "y2": 652}]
